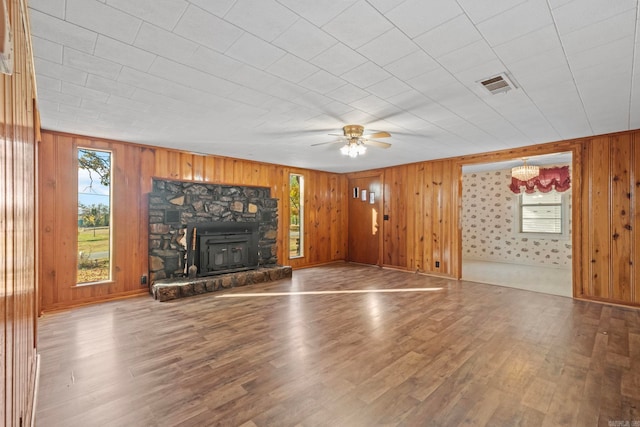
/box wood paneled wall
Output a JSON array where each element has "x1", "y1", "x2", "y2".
[
  {"x1": 38, "y1": 134, "x2": 348, "y2": 310},
  {"x1": 348, "y1": 159, "x2": 460, "y2": 277},
  {"x1": 581, "y1": 131, "x2": 640, "y2": 306},
  {"x1": 39, "y1": 132, "x2": 155, "y2": 311},
  {"x1": 390, "y1": 130, "x2": 640, "y2": 308},
  {"x1": 1, "y1": 0, "x2": 38, "y2": 425}
]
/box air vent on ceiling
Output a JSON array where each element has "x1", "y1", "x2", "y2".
[{"x1": 479, "y1": 73, "x2": 516, "y2": 95}]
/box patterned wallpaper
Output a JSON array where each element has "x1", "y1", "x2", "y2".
[{"x1": 462, "y1": 167, "x2": 572, "y2": 267}]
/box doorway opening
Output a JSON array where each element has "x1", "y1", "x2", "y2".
[{"x1": 460, "y1": 152, "x2": 573, "y2": 297}]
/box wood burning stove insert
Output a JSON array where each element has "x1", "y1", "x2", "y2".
[{"x1": 187, "y1": 222, "x2": 260, "y2": 276}]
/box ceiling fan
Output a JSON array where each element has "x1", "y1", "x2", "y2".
[{"x1": 311, "y1": 124, "x2": 392, "y2": 158}]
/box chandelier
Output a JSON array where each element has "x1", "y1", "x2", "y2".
[
  {"x1": 340, "y1": 139, "x2": 366, "y2": 158},
  {"x1": 511, "y1": 158, "x2": 539, "y2": 181}
]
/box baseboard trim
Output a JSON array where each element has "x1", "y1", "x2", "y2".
[{"x1": 27, "y1": 351, "x2": 40, "y2": 427}]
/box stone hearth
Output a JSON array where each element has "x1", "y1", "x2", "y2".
[{"x1": 151, "y1": 265, "x2": 292, "y2": 302}]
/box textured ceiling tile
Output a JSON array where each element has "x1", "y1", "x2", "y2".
[
  {"x1": 349, "y1": 95, "x2": 402, "y2": 119},
  {"x1": 508, "y1": 47, "x2": 571, "y2": 89},
  {"x1": 64, "y1": 48, "x2": 122, "y2": 80},
  {"x1": 65, "y1": 0, "x2": 141, "y2": 44},
  {"x1": 184, "y1": 47, "x2": 245, "y2": 79},
  {"x1": 185, "y1": 0, "x2": 236, "y2": 17},
  {"x1": 59, "y1": 103, "x2": 100, "y2": 121},
  {"x1": 414, "y1": 14, "x2": 482, "y2": 58},
  {"x1": 341, "y1": 61, "x2": 392, "y2": 89},
  {"x1": 147, "y1": 57, "x2": 241, "y2": 98},
  {"x1": 105, "y1": 0, "x2": 187, "y2": 30},
  {"x1": 267, "y1": 54, "x2": 320, "y2": 83},
  {"x1": 276, "y1": 0, "x2": 356, "y2": 27},
  {"x1": 86, "y1": 74, "x2": 136, "y2": 98},
  {"x1": 34, "y1": 57, "x2": 88, "y2": 85},
  {"x1": 37, "y1": 75, "x2": 63, "y2": 92},
  {"x1": 407, "y1": 67, "x2": 458, "y2": 95},
  {"x1": 552, "y1": 0, "x2": 637, "y2": 35},
  {"x1": 326, "y1": 83, "x2": 369, "y2": 104},
  {"x1": 94, "y1": 36, "x2": 156, "y2": 72},
  {"x1": 224, "y1": 0, "x2": 299, "y2": 42},
  {"x1": 299, "y1": 70, "x2": 347, "y2": 94},
  {"x1": 385, "y1": 0, "x2": 463, "y2": 38},
  {"x1": 32, "y1": 36, "x2": 64, "y2": 64},
  {"x1": 29, "y1": 9, "x2": 97, "y2": 53},
  {"x1": 493, "y1": 24, "x2": 560, "y2": 64},
  {"x1": 131, "y1": 87, "x2": 192, "y2": 113},
  {"x1": 322, "y1": 0, "x2": 393, "y2": 49},
  {"x1": 28, "y1": 0, "x2": 66, "y2": 19},
  {"x1": 134, "y1": 23, "x2": 199, "y2": 63},
  {"x1": 477, "y1": 0, "x2": 554, "y2": 47},
  {"x1": 272, "y1": 19, "x2": 338, "y2": 61},
  {"x1": 567, "y1": 36, "x2": 634, "y2": 72},
  {"x1": 457, "y1": 0, "x2": 527, "y2": 24},
  {"x1": 383, "y1": 51, "x2": 439, "y2": 81},
  {"x1": 560, "y1": 10, "x2": 636, "y2": 56},
  {"x1": 366, "y1": 77, "x2": 413, "y2": 99},
  {"x1": 106, "y1": 94, "x2": 152, "y2": 112},
  {"x1": 226, "y1": 33, "x2": 287, "y2": 70},
  {"x1": 437, "y1": 40, "x2": 497, "y2": 74},
  {"x1": 310, "y1": 43, "x2": 367, "y2": 76},
  {"x1": 357, "y1": 28, "x2": 419, "y2": 67},
  {"x1": 173, "y1": 5, "x2": 244, "y2": 54},
  {"x1": 38, "y1": 87, "x2": 82, "y2": 107},
  {"x1": 61, "y1": 81, "x2": 110, "y2": 103}
]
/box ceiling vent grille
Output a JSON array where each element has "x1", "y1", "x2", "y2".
[{"x1": 479, "y1": 73, "x2": 516, "y2": 95}]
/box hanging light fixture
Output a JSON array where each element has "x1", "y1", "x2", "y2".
[
  {"x1": 511, "y1": 158, "x2": 540, "y2": 181},
  {"x1": 340, "y1": 139, "x2": 366, "y2": 158}
]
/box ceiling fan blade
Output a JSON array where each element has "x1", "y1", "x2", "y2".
[
  {"x1": 311, "y1": 139, "x2": 342, "y2": 147},
  {"x1": 365, "y1": 131, "x2": 391, "y2": 139},
  {"x1": 364, "y1": 139, "x2": 392, "y2": 149}
]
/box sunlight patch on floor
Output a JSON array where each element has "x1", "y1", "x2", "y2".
[{"x1": 216, "y1": 287, "x2": 444, "y2": 298}]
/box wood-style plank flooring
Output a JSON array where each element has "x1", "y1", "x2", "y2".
[{"x1": 36, "y1": 263, "x2": 640, "y2": 426}]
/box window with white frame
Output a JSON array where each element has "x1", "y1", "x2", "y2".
[{"x1": 516, "y1": 191, "x2": 569, "y2": 238}]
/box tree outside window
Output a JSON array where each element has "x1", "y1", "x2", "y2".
[{"x1": 77, "y1": 149, "x2": 112, "y2": 284}]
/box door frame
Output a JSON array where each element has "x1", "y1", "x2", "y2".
[{"x1": 346, "y1": 170, "x2": 384, "y2": 266}]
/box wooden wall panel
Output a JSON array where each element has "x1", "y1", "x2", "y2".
[
  {"x1": 634, "y1": 133, "x2": 640, "y2": 303},
  {"x1": 375, "y1": 159, "x2": 459, "y2": 277},
  {"x1": 610, "y1": 134, "x2": 632, "y2": 302},
  {"x1": 1, "y1": 0, "x2": 38, "y2": 425},
  {"x1": 382, "y1": 167, "x2": 408, "y2": 267},
  {"x1": 580, "y1": 131, "x2": 640, "y2": 306},
  {"x1": 39, "y1": 132, "x2": 155, "y2": 311}
]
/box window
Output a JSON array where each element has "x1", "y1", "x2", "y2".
[
  {"x1": 289, "y1": 174, "x2": 304, "y2": 258},
  {"x1": 517, "y1": 191, "x2": 569, "y2": 237},
  {"x1": 77, "y1": 148, "x2": 112, "y2": 284}
]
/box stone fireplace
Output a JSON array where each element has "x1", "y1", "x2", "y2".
[{"x1": 148, "y1": 179, "x2": 278, "y2": 284}]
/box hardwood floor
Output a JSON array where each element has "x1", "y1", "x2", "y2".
[{"x1": 36, "y1": 263, "x2": 640, "y2": 426}]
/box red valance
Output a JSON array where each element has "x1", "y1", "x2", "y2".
[{"x1": 509, "y1": 165, "x2": 571, "y2": 194}]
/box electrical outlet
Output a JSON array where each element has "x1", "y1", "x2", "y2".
[
  {"x1": 435, "y1": 261, "x2": 440, "y2": 268},
  {"x1": 140, "y1": 275, "x2": 148, "y2": 286}
]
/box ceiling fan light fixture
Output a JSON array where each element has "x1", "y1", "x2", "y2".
[
  {"x1": 341, "y1": 141, "x2": 366, "y2": 158},
  {"x1": 511, "y1": 158, "x2": 539, "y2": 181}
]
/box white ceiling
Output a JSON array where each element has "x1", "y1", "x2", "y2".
[{"x1": 28, "y1": 0, "x2": 640, "y2": 173}]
